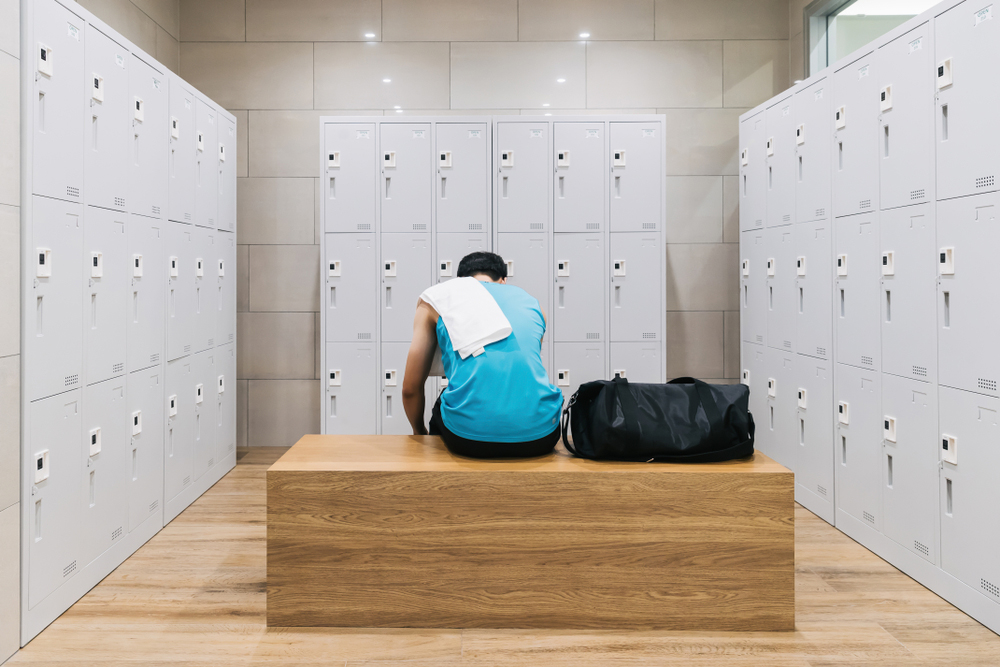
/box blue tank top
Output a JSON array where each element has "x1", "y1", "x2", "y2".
[{"x1": 437, "y1": 282, "x2": 564, "y2": 443}]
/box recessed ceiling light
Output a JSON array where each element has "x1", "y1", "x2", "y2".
[
  {"x1": 579, "y1": 32, "x2": 590, "y2": 38},
  {"x1": 365, "y1": 33, "x2": 375, "y2": 38},
  {"x1": 396, "y1": 109, "x2": 403, "y2": 113},
  {"x1": 383, "y1": 78, "x2": 391, "y2": 83},
  {"x1": 394, "y1": 105, "x2": 401, "y2": 109},
  {"x1": 545, "y1": 113, "x2": 552, "y2": 116},
  {"x1": 542, "y1": 103, "x2": 550, "y2": 107},
  {"x1": 556, "y1": 78, "x2": 566, "y2": 83}
]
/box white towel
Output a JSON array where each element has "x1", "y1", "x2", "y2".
[{"x1": 419, "y1": 278, "x2": 512, "y2": 360}]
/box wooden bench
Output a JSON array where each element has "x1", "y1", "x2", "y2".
[{"x1": 267, "y1": 435, "x2": 794, "y2": 631}]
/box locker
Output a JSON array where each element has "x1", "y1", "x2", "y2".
[
  {"x1": 495, "y1": 232, "x2": 549, "y2": 316},
  {"x1": 323, "y1": 122, "x2": 377, "y2": 233},
  {"x1": 937, "y1": 191, "x2": 1000, "y2": 397},
  {"x1": 127, "y1": 215, "x2": 164, "y2": 372},
  {"x1": 27, "y1": 390, "x2": 83, "y2": 609},
  {"x1": 794, "y1": 78, "x2": 832, "y2": 224},
  {"x1": 165, "y1": 221, "x2": 195, "y2": 361},
  {"x1": 128, "y1": 55, "x2": 167, "y2": 220},
  {"x1": 765, "y1": 226, "x2": 796, "y2": 352},
  {"x1": 553, "y1": 122, "x2": 604, "y2": 232},
  {"x1": 192, "y1": 226, "x2": 217, "y2": 352},
  {"x1": 609, "y1": 121, "x2": 661, "y2": 232},
  {"x1": 164, "y1": 356, "x2": 194, "y2": 503},
  {"x1": 436, "y1": 123, "x2": 490, "y2": 234},
  {"x1": 738, "y1": 111, "x2": 766, "y2": 231},
  {"x1": 28, "y1": 196, "x2": 83, "y2": 401},
  {"x1": 194, "y1": 99, "x2": 218, "y2": 229},
  {"x1": 191, "y1": 349, "x2": 217, "y2": 481},
  {"x1": 877, "y1": 22, "x2": 934, "y2": 211},
  {"x1": 880, "y1": 203, "x2": 936, "y2": 382},
  {"x1": 835, "y1": 363, "x2": 882, "y2": 532},
  {"x1": 741, "y1": 342, "x2": 768, "y2": 456},
  {"x1": 126, "y1": 365, "x2": 163, "y2": 533},
  {"x1": 881, "y1": 373, "x2": 938, "y2": 564},
  {"x1": 218, "y1": 116, "x2": 237, "y2": 232},
  {"x1": 760, "y1": 347, "x2": 797, "y2": 472},
  {"x1": 32, "y1": 0, "x2": 85, "y2": 203},
  {"x1": 80, "y1": 376, "x2": 128, "y2": 568},
  {"x1": 765, "y1": 96, "x2": 795, "y2": 227},
  {"x1": 381, "y1": 341, "x2": 435, "y2": 435},
  {"x1": 216, "y1": 231, "x2": 236, "y2": 348},
  {"x1": 168, "y1": 77, "x2": 196, "y2": 223},
  {"x1": 83, "y1": 206, "x2": 127, "y2": 385},
  {"x1": 553, "y1": 233, "x2": 605, "y2": 342},
  {"x1": 380, "y1": 123, "x2": 432, "y2": 233},
  {"x1": 610, "y1": 232, "x2": 661, "y2": 342},
  {"x1": 215, "y1": 343, "x2": 236, "y2": 461},
  {"x1": 553, "y1": 341, "x2": 605, "y2": 405},
  {"x1": 832, "y1": 51, "x2": 880, "y2": 218},
  {"x1": 381, "y1": 233, "x2": 432, "y2": 342},
  {"x1": 84, "y1": 26, "x2": 128, "y2": 212},
  {"x1": 740, "y1": 228, "x2": 767, "y2": 345},
  {"x1": 609, "y1": 342, "x2": 661, "y2": 384},
  {"x1": 795, "y1": 354, "x2": 835, "y2": 523},
  {"x1": 835, "y1": 212, "x2": 880, "y2": 370},
  {"x1": 935, "y1": 0, "x2": 1000, "y2": 200},
  {"x1": 325, "y1": 233, "x2": 377, "y2": 342},
  {"x1": 435, "y1": 232, "x2": 488, "y2": 284},
  {"x1": 794, "y1": 220, "x2": 832, "y2": 361},
  {"x1": 496, "y1": 121, "x2": 549, "y2": 233},
  {"x1": 325, "y1": 342, "x2": 377, "y2": 434}
]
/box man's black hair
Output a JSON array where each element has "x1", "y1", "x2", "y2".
[{"x1": 457, "y1": 251, "x2": 507, "y2": 281}]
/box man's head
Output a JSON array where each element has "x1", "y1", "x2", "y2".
[{"x1": 458, "y1": 252, "x2": 507, "y2": 283}]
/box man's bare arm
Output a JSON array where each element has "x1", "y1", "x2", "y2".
[{"x1": 402, "y1": 301, "x2": 439, "y2": 435}]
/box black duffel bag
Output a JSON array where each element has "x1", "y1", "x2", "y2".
[{"x1": 561, "y1": 376, "x2": 755, "y2": 462}]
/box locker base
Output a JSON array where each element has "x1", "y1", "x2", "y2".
[
  {"x1": 164, "y1": 450, "x2": 237, "y2": 525},
  {"x1": 796, "y1": 483, "x2": 836, "y2": 526}
]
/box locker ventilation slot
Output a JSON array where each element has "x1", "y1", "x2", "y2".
[
  {"x1": 816, "y1": 347, "x2": 826, "y2": 357},
  {"x1": 914, "y1": 540, "x2": 929, "y2": 557},
  {"x1": 815, "y1": 208, "x2": 825, "y2": 217},
  {"x1": 184, "y1": 213, "x2": 192, "y2": 221},
  {"x1": 228, "y1": 443, "x2": 235, "y2": 452},
  {"x1": 113, "y1": 363, "x2": 124, "y2": 374},
  {"x1": 183, "y1": 475, "x2": 191, "y2": 487},
  {"x1": 642, "y1": 223, "x2": 656, "y2": 230},
  {"x1": 586, "y1": 223, "x2": 600, "y2": 230},
  {"x1": 976, "y1": 175, "x2": 995, "y2": 189},
  {"x1": 861, "y1": 356, "x2": 873, "y2": 366},
  {"x1": 111, "y1": 526, "x2": 123, "y2": 542},
  {"x1": 66, "y1": 186, "x2": 80, "y2": 198},
  {"x1": 228, "y1": 334, "x2": 234, "y2": 342},
  {"x1": 782, "y1": 215, "x2": 790, "y2": 222},
  {"x1": 412, "y1": 224, "x2": 426, "y2": 230},
  {"x1": 642, "y1": 333, "x2": 656, "y2": 339},
  {"x1": 152, "y1": 206, "x2": 160, "y2": 215},
  {"x1": 586, "y1": 333, "x2": 600, "y2": 340},
  {"x1": 983, "y1": 579, "x2": 1000, "y2": 599},
  {"x1": 208, "y1": 458, "x2": 215, "y2": 467},
  {"x1": 909, "y1": 189, "x2": 925, "y2": 201},
  {"x1": 149, "y1": 499, "x2": 159, "y2": 512},
  {"x1": 357, "y1": 224, "x2": 371, "y2": 231},
  {"x1": 755, "y1": 219, "x2": 762, "y2": 227},
  {"x1": 530, "y1": 223, "x2": 544, "y2": 230},
  {"x1": 783, "y1": 341, "x2": 791, "y2": 349},
  {"x1": 860, "y1": 199, "x2": 871, "y2": 210},
  {"x1": 862, "y1": 511, "x2": 875, "y2": 524},
  {"x1": 150, "y1": 353, "x2": 159, "y2": 363},
  {"x1": 756, "y1": 335, "x2": 763, "y2": 343},
  {"x1": 817, "y1": 485, "x2": 827, "y2": 497},
  {"x1": 912, "y1": 365, "x2": 927, "y2": 377},
  {"x1": 358, "y1": 333, "x2": 372, "y2": 340},
  {"x1": 978, "y1": 378, "x2": 997, "y2": 393},
  {"x1": 115, "y1": 197, "x2": 126, "y2": 208},
  {"x1": 65, "y1": 374, "x2": 79, "y2": 387},
  {"x1": 184, "y1": 345, "x2": 191, "y2": 353},
  {"x1": 468, "y1": 224, "x2": 483, "y2": 231},
  {"x1": 63, "y1": 561, "x2": 77, "y2": 577},
  {"x1": 208, "y1": 338, "x2": 214, "y2": 346}
]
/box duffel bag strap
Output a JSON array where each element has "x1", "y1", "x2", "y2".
[
  {"x1": 668, "y1": 376, "x2": 724, "y2": 435},
  {"x1": 561, "y1": 393, "x2": 579, "y2": 455},
  {"x1": 612, "y1": 376, "x2": 642, "y2": 446}
]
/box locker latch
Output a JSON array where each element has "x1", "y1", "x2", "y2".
[
  {"x1": 219, "y1": 143, "x2": 226, "y2": 162},
  {"x1": 741, "y1": 369, "x2": 751, "y2": 386},
  {"x1": 328, "y1": 151, "x2": 340, "y2": 168},
  {"x1": 134, "y1": 97, "x2": 144, "y2": 122},
  {"x1": 766, "y1": 258, "x2": 775, "y2": 277},
  {"x1": 37, "y1": 44, "x2": 52, "y2": 77},
  {"x1": 767, "y1": 378, "x2": 776, "y2": 398},
  {"x1": 168, "y1": 394, "x2": 178, "y2": 417},
  {"x1": 500, "y1": 151, "x2": 514, "y2": 168},
  {"x1": 195, "y1": 384, "x2": 204, "y2": 405},
  {"x1": 557, "y1": 369, "x2": 570, "y2": 387},
  {"x1": 92, "y1": 74, "x2": 104, "y2": 102},
  {"x1": 34, "y1": 450, "x2": 50, "y2": 483},
  {"x1": 169, "y1": 256, "x2": 179, "y2": 278},
  {"x1": 939, "y1": 247, "x2": 954, "y2": 275},
  {"x1": 796, "y1": 256, "x2": 806, "y2": 276},
  {"x1": 613, "y1": 369, "x2": 627, "y2": 379},
  {"x1": 942, "y1": 434, "x2": 957, "y2": 464},
  {"x1": 798, "y1": 388, "x2": 807, "y2": 409},
  {"x1": 328, "y1": 370, "x2": 341, "y2": 387},
  {"x1": 795, "y1": 124, "x2": 805, "y2": 146},
  {"x1": 741, "y1": 148, "x2": 748, "y2": 167},
  {"x1": 880, "y1": 85, "x2": 892, "y2": 113},
  {"x1": 884, "y1": 416, "x2": 897, "y2": 443},
  {"x1": 613, "y1": 260, "x2": 626, "y2": 277},
  {"x1": 133, "y1": 254, "x2": 143, "y2": 277},
  {"x1": 838, "y1": 401, "x2": 849, "y2": 425},
  {"x1": 91, "y1": 252, "x2": 103, "y2": 278},
  {"x1": 937, "y1": 58, "x2": 953, "y2": 90},
  {"x1": 217, "y1": 375, "x2": 225, "y2": 394},
  {"x1": 742, "y1": 259, "x2": 750, "y2": 277},
  {"x1": 557, "y1": 151, "x2": 570, "y2": 168},
  {"x1": 881, "y1": 251, "x2": 894, "y2": 276},
  {"x1": 440, "y1": 260, "x2": 453, "y2": 278},
  {"x1": 383, "y1": 151, "x2": 396, "y2": 168},
  {"x1": 439, "y1": 151, "x2": 452, "y2": 168},
  {"x1": 837, "y1": 254, "x2": 848, "y2": 277},
  {"x1": 36, "y1": 248, "x2": 51, "y2": 278},
  {"x1": 89, "y1": 427, "x2": 102, "y2": 457},
  {"x1": 196, "y1": 258, "x2": 204, "y2": 278},
  {"x1": 384, "y1": 260, "x2": 397, "y2": 277},
  {"x1": 766, "y1": 138, "x2": 774, "y2": 157},
  {"x1": 132, "y1": 411, "x2": 142, "y2": 436},
  {"x1": 328, "y1": 260, "x2": 341, "y2": 277},
  {"x1": 835, "y1": 106, "x2": 846, "y2": 130},
  {"x1": 613, "y1": 150, "x2": 625, "y2": 167},
  {"x1": 171, "y1": 117, "x2": 180, "y2": 140},
  {"x1": 197, "y1": 132, "x2": 204, "y2": 152},
  {"x1": 385, "y1": 370, "x2": 397, "y2": 387},
  {"x1": 557, "y1": 260, "x2": 570, "y2": 277},
  {"x1": 218, "y1": 260, "x2": 225, "y2": 277}
]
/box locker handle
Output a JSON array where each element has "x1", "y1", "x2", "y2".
[
  {"x1": 614, "y1": 285, "x2": 621, "y2": 307},
  {"x1": 135, "y1": 132, "x2": 140, "y2": 166},
  {"x1": 441, "y1": 176, "x2": 447, "y2": 199},
  {"x1": 943, "y1": 291, "x2": 950, "y2": 328},
  {"x1": 385, "y1": 177, "x2": 391, "y2": 199},
  {"x1": 502, "y1": 176, "x2": 508, "y2": 198},
  {"x1": 385, "y1": 285, "x2": 392, "y2": 308},
  {"x1": 329, "y1": 176, "x2": 336, "y2": 199},
  {"x1": 883, "y1": 125, "x2": 890, "y2": 158},
  {"x1": 36, "y1": 296, "x2": 43, "y2": 336},
  {"x1": 38, "y1": 91, "x2": 44, "y2": 132},
  {"x1": 558, "y1": 286, "x2": 565, "y2": 308},
  {"x1": 614, "y1": 175, "x2": 621, "y2": 198},
  {"x1": 330, "y1": 285, "x2": 336, "y2": 308},
  {"x1": 945, "y1": 478, "x2": 953, "y2": 515},
  {"x1": 558, "y1": 175, "x2": 565, "y2": 199},
  {"x1": 92, "y1": 115, "x2": 98, "y2": 151},
  {"x1": 941, "y1": 104, "x2": 949, "y2": 141}
]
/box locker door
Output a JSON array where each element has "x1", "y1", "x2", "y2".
[
  {"x1": 765, "y1": 226, "x2": 796, "y2": 352},
  {"x1": 32, "y1": 0, "x2": 84, "y2": 202},
  {"x1": 609, "y1": 342, "x2": 661, "y2": 383},
  {"x1": 740, "y1": 229, "x2": 767, "y2": 345},
  {"x1": 128, "y1": 56, "x2": 167, "y2": 219},
  {"x1": 127, "y1": 365, "x2": 163, "y2": 533},
  {"x1": 83, "y1": 206, "x2": 127, "y2": 385},
  {"x1": 553, "y1": 233, "x2": 605, "y2": 342},
  {"x1": 610, "y1": 232, "x2": 660, "y2": 341},
  {"x1": 741, "y1": 342, "x2": 768, "y2": 455},
  {"x1": 835, "y1": 363, "x2": 882, "y2": 531},
  {"x1": 215, "y1": 343, "x2": 236, "y2": 461},
  {"x1": 195, "y1": 99, "x2": 218, "y2": 229},
  {"x1": 833, "y1": 52, "x2": 879, "y2": 218},
  {"x1": 164, "y1": 356, "x2": 194, "y2": 503},
  {"x1": 28, "y1": 196, "x2": 83, "y2": 401},
  {"x1": 739, "y1": 111, "x2": 766, "y2": 231},
  {"x1": 218, "y1": 117, "x2": 236, "y2": 232},
  {"x1": 794, "y1": 220, "x2": 832, "y2": 360},
  {"x1": 554, "y1": 341, "x2": 604, "y2": 405},
  {"x1": 167, "y1": 77, "x2": 196, "y2": 223},
  {"x1": 882, "y1": 374, "x2": 938, "y2": 564},
  {"x1": 216, "y1": 231, "x2": 236, "y2": 348},
  {"x1": 761, "y1": 347, "x2": 797, "y2": 472},
  {"x1": 27, "y1": 390, "x2": 82, "y2": 609},
  {"x1": 765, "y1": 97, "x2": 795, "y2": 227},
  {"x1": 937, "y1": 191, "x2": 1000, "y2": 397},
  {"x1": 794, "y1": 78, "x2": 832, "y2": 223},
  {"x1": 935, "y1": 0, "x2": 1000, "y2": 200},
  {"x1": 795, "y1": 355, "x2": 835, "y2": 524},
  {"x1": 325, "y1": 342, "x2": 377, "y2": 434},
  {"x1": 165, "y1": 221, "x2": 194, "y2": 361},
  {"x1": 84, "y1": 27, "x2": 128, "y2": 212},
  {"x1": 381, "y1": 341, "x2": 435, "y2": 435},
  {"x1": 191, "y1": 349, "x2": 217, "y2": 481},
  {"x1": 610, "y1": 121, "x2": 661, "y2": 232},
  {"x1": 496, "y1": 233, "x2": 549, "y2": 316},
  {"x1": 192, "y1": 226, "x2": 216, "y2": 352},
  {"x1": 325, "y1": 233, "x2": 377, "y2": 342},
  {"x1": 80, "y1": 377, "x2": 128, "y2": 568},
  {"x1": 380, "y1": 123, "x2": 432, "y2": 233},
  {"x1": 554, "y1": 122, "x2": 604, "y2": 232},
  {"x1": 436, "y1": 123, "x2": 489, "y2": 234},
  {"x1": 881, "y1": 203, "x2": 936, "y2": 382},
  {"x1": 835, "y1": 212, "x2": 880, "y2": 370},
  {"x1": 496, "y1": 122, "x2": 549, "y2": 233},
  {"x1": 324, "y1": 122, "x2": 377, "y2": 233},
  {"x1": 381, "y1": 233, "x2": 432, "y2": 342},
  {"x1": 127, "y1": 215, "x2": 164, "y2": 372},
  {"x1": 435, "y1": 232, "x2": 488, "y2": 284},
  {"x1": 878, "y1": 23, "x2": 934, "y2": 210}
]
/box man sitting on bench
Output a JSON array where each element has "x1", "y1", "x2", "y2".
[{"x1": 402, "y1": 252, "x2": 564, "y2": 459}]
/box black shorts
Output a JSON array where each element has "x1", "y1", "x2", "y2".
[{"x1": 430, "y1": 396, "x2": 560, "y2": 459}]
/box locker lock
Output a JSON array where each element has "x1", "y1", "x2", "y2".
[
  {"x1": 557, "y1": 369, "x2": 571, "y2": 387},
  {"x1": 880, "y1": 85, "x2": 892, "y2": 113},
  {"x1": 89, "y1": 427, "x2": 102, "y2": 457},
  {"x1": 197, "y1": 132, "x2": 204, "y2": 152},
  {"x1": 884, "y1": 416, "x2": 897, "y2": 443},
  {"x1": 881, "y1": 251, "x2": 895, "y2": 276},
  {"x1": 742, "y1": 259, "x2": 750, "y2": 277},
  {"x1": 195, "y1": 383, "x2": 204, "y2": 405},
  {"x1": 613, "y1": 369, "x2": 627, "y2": 379},
  {"x1": 328, "y1": 260, "x2": 341, "y2": 277},
  {"x1": 328, "y1": 369, "x2": 341, "y2": 387},
  {"x1": 766, "y1": 138, "x2": 774, "y2": 157},
  {"x1": 34, "y1": 450, "x2": 50, "y2": 484},
  {"x1": 36, "y1": 248, "x2": 52, "y2": 278},
  {"x1": 796, "y1": 256, "x2": 806, "y2": 276},
  {"x1": 835, "y1": 105, "x2": 846, "y2": 130},
  {"x1": 741, "y1": 148, "x2": 748, "y2": 167},
  {"x1": 795, "y1": 124, "x2": 805, "y2": 146},
  {"x1": 939, "y1": 247, "x2": 954, "y2": 275},
  {"x1": 168, "y1": 394, "x2": 178, "y2": 417},
  {"x1": 942, "y1": 434, "x2": 958, "y2": 464},
  {"x1": 169, "y1": 256, "x2": 179, "y2": 278},
  {"x1": 741, "y1": 369, "x2": 750, "y2": 386},
  {"x1": 92, "y1": 74, "x2": 104, "y2": 102},
  {"x1": 133, "y1": 254, "x2": 144, "y2": 278},
  {"x1": 937, "y1": 58, "x2": 953, "y2": 90},
  {"x1": 328, "y1": 151, "x2": 340, "y2": 168},
  {"x1": 132, "y1": 411, "x2": 142, "y2": 436},
  {"x1": 439, "y1": 151, "x2": 452, "y2": 168},
  {"x1": 797, "y1": 388, "x2": 807, "y2": 410},
  {"x1": 219, "y1": 143, "x2": 226, "y2": 162},
  {"x1": 91, "y1": 252, "x2": 103, "y2": 278},
  {"x1": 217, "y1": 375, "x2": 225, "y2": 394},
  {"x1": 383, "y1": 151, "x2": 396, "y2": 168},
  {"x1": 38, "y1": 43, "x2": 53, "y2": 76},
  {"x1": 440, "y1": 260, "x2": 453, "y2": 278},
  {"x1": 557, "y1": 260, "x2": 570, "y2": 277},
  {"x1": 767, "y1": 378, "x2": 776, "y2": 398},
  {"x1": 385, "y1": 370, "x2": 397, "y2": 387},
  {"x1": 218, "y1": 259, "x2": 225, "y2": 277},
  {"x1": 134, "y1": 97, "x2": 144, "y2": 122},
  {"x1": 613, "y1": 150, "x2": 626, "y2": 167},
  {"x1": 613, "y1": 260, "x2": 626, "y2": 277},
  {"x1": 501, "y1": 151, "x2": 514, "y2": 168},
  {"x1": 766, "y1": 258, "x2": 775, "y2": 277},
  {"x1": 384, "y1": 260, "x2": 397, "y2": 277},
  {"x1": 838, "y1": 401, "x2": 849, "y2": 425},
  {"x1": 557, "y1": 151, "x2": 570, "y2": 168},
  {"x1": 506, "y1": 260, "x2": 515, "y2": 277},
  {"x1": 837, "y1": 254, "x2": 848, "y2": 277},
  {"x1": 171, "y1": 117, "x2": 180, "y2": 140},
  {"x1": 196, "y1": 258, "x2": 204, "y2": 278}
]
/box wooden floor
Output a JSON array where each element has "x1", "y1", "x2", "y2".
[{"x1": 8, "y1": 446, "x2": 1000, "y2": 666}]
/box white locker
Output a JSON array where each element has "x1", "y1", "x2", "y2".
[
  {"x1": 740, "y1": 228, "x2": 767, "y2": 345},
  {"x1": 80, "y1": 376, "x2": 128, "y2": 568},
  {"x1": 554, "y1": 341, "x2": 604, "y2": 405},
  {"x1": 881, "y1": 373, "x2": 938, "y2": 564},
  {"x1": 192, "y1": 226, "x2": 217, "y2": 352},
  {"x1": 128, "y1": 55, "x2": 167, "y2": 219},
  {"x1": 496, "y1": 121, "x2": 549, "y2": 233},
  {"x1": 32, "y1": 0, "x2": 85, "y2": 203},
  {"x1": 191, "y1": 348, "x2": 217, "y2": 481},
  {"x1": 795, "y1": 354, "x2": 835, "y2": 523},
  {"x1": 381, "y1": 233, "x2": 432, "y2": 342},
  {"x1": 84, "y1": 26, "x2": 128, "y2": 212},
  {"x1": 835, "y1": 363, "x2": 882, "y2": 531},
  {"x1": 937, "y1": 191, "x2": 1000, "y2": 397},
  {"x1": 167, "y1": 77, "x2": 196, "y2": 224},
  {"x1": 83, "y1": 206, "x2": 127, "y2": 385},
  {"x1": 495, "y1": 232, "x2": 549, "y2": 315},
  {"x1": 765, "y1": 226, "x2": 796, "y2": 352},
  {"x1": 765, "y1": 96, "x2": 795, "y2": 227},
  {"x1": 218, "y1": 116, "x2": 236, "y2": 232},
  {"x1": 215, "y1": 343, "x2": 236, "y2": 460},
  {"x1": 739, "y1": 111, "x2": 766, "y2": 231},
  {"x1": 325, "y1": 342, "x2": 377, "y2": 434},
  {"x1": 380, "y1": 341, "x2": 435, "y2": 435},
  {"x1": 380, "y1": 123, "x2": 432, "y2": 233},
  {"x1": 436, "y1": 123, "x2": 490, "y2": 234},
  {"x1": 794, "y1": 220, "x2": 832, "y2": 360},
  {"x1": 164, "y1": 356, "x2": 194, "y2": 504},
  {"x1": 832, "y1": 51, "x2": 880, "y2": 218},
  {"x1": 325, "y1": 233, "x2": 377, "y2": 343},
  {"x1": 878, "y1": 22, "x2": 934, "y2": 211},
  {"x1": 165, "y1": 221, "x2": 194, "y2": 361},
  {"x1": 435, "y1": 232, "x2": 488, "y2": 285},
  {"x1": 216, "y1": 231, "x2": 236, "y2": 348},
  {"x1": 553, "y1": 122, "x2": 604, "y2": 233},
  {"x1": 794, "y1": 78, "x2": 832, "y2": 223},
  {"x1": 610, "y1": 232, "x2": 661, "y2": 342},
  {"x1": 126, "y1": 365, "x2": 163, "y2": 533},
  {"x1": 935, "y1": 0, "x2": 1000, "y2": 200},
  {"x1": 28, "y1": 196, "x2": 83, "y2": 401},
  {"x1": 761, "y1": 347, "x2": 797, "y2": 472},
  {"x1": 835, "y1": 212, "x2": 880, "y2": 370},
  {"x1": 27, "y1": 390, "x2": 82, "y2": 609},
  {"x1": 126, "y1": 215, "x2": 164, "y2": 371},
  {"x1": 741, "y1": 342, "x2": 768, "y2": 453},
  {"x1": 610, "y1": 121, "x2": 661, "y2": 232},
  {"x1": 880, "y1": 203, "x2": 936, "y2": 382},
  {"x1": 609, "y1": 342, "x2": 661, "y2": 384},
  {"x1": 194, "y1": 99, "x2": 218, "y2": 229},
  {"x1": 323, "y1": 122, "x2": 377, "y2": 233},
  {"x1": 553, "y1": 233, "x2": 605, "y2": 342}
]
